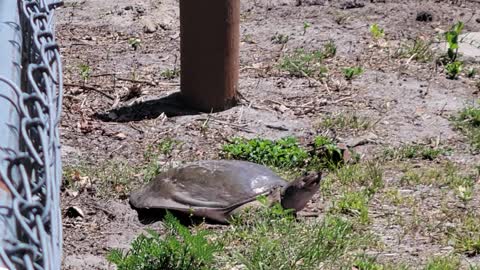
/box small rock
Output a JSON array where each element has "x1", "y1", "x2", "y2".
[
  {"x1": 124, "y1": 5, "x2": 133, "y2": 10},
  {"x1": 114, "y1": 133, "x2": 127, "y2": 140},
  {"x1": 65, "y1": 206, "x2": 85, "y2": 219},
  {"x1": 143, "y1": 20, "x2": 157, "y2": 34},
  {"x1": 416, "y1": 11, "x2": 433, "y2": 22},
  {"x1": 476, "y1": 18, "x2": 480, "y2": 24}
]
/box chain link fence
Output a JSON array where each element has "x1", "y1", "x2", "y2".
[{"x1": 0, "y1": 0, "x2": 63, "y2": 269}]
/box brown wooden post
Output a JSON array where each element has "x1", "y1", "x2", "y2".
[{"x1": 180, "y1": 0, "x2": 239, "y2": 112}]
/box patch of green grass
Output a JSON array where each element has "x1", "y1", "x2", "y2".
[
  {"x1": 382, "y1": 144, "x2": 448, "y2": 161},
  {"x1": 424, "y1": 255, "x2": 460, "y2": 270},
  {"x1": 331, "y1": 191, "x2": 370, "y2": 224},
  {"x1": 452, "y1": 104, "x2": 480, "y2": 150},
  {"x1": 343, "y1": 66, "x2": 363, "y2": 81},
  {"x1": 447, "y1": 213, "x2": 480, "y2": 256},
  {"x1": 325, "y1": 162, "x2": 384, "y2": 198},
  {"x1": 349, "y1": 254, "x2": 410, "y2": 270},
  {"x1": 398, "y1": 162, "x2": 476, "y2": 201},
  {"x1": 319, "y1": 113, "x2": 372, "y2": 133},
  {"x1": 107, "y1": 212, "x2": 221, "y2": 270},
  {"x1": 63, "y1": 139, "x2": 181, "y2": 198},
  {"x1": 223, "y1": 204, "x2": 370, "y2": 270},
  {"x1": 63, "y1": 159, "x2": 138, "y2": 198},
  {"x1": 278, "y1": 48, "x2": 327, "y2": 78}
]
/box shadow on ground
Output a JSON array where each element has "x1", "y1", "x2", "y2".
[{"x1": 95, "y1": 92, "x2": 200, "y2": 122}]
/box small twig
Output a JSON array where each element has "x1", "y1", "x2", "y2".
[
  {"x1": 117, "y1": 77, "x2": 157, "y2": 87},
  {"x1": 64, "y1": 83, "x2": 115, "y2": 100}
]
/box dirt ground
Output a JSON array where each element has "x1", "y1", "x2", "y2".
[{"x1": 57, "y1": 0, "x2": 480, "y2": 269}]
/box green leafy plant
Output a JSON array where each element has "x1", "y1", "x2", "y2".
[
  {"x1": 79, "y1": 63, "x2": 91, "y2": 84},
  {"x1": 369, "y1": 23, "x2": 384, "y2": 40},
  {"x1": 302, "y1": 22, "x2": 311, "y2": 35},
  {"x1": 445, "y1": 61, "x2": 463, "y2": 79},
  {"x1": 343, "y1": 67, "x2": 364, "y2": 81},
  {"x1": 221, "y1": 137, "x2": 309, "y2": 169},
  {"x1": 445, "y1": 21, "x2": 464, "y2": 63},
  {"x1": 107, "y1": 212, "x2": 221, "y2": 270},
  {"x1": 311, "y1": 136, "x2": 345, "y2": 169},
  {"x1": 467, "y1": 68, "x2": 477, "y2": 78}
]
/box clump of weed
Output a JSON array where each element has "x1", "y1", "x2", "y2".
[
  {"x1": 447, "y1": 212, "x2": 480, "y2": 256},
  {"x1": 382, "y1": 144, "x2": 448, "y2": 161},
  {"x1": 143, "y1": 138, "x2": 180, "y2": 182},
  {"x1": 63, "y1": 139, "x2": 180, "y2": 198},
  {"x1": 161, "y1": 68, "x2": 180, "y2": 80},
  {"x1": 323, "y1": 40, "x2": 337, "y2": 58},
  {"x1": 278, "y1": 41, "x2": 336, "y2": 79},
  {"x1": 128, "y1": 37, "x2": 142, "y2": 50},
  {"x1": 302, "y1": 21, "x2": 311, "y2": 35},
  {"x1": 399, "y1": 162, "x2": 476, "y2": 201},
  {"x1": 424, "y1": 255, "x2": 460, "y2": 270},
  {"x1": 279, "y1": 48, "x2": 327, "y2": 78},
  {"x1": 370, "y1": 23, "x2": 384, "y2": 40},
  {"x1": 343, "y1": 66, "x2": 364, "y2": 81},
  {"x1": 319, "y1": 112, "x2": 372, "y2": 133},
  {"x1": 396, "y1": 37, "x2": 434, "y2": 63},
  {"x1": 311, "y1": 136, "x2": 345, "y2": 169},
  {"x1": 107, "y1": 212, "x2": 221, "y2": 270},
  {"x1": 451, "y1": 104, "x2": 480, "y2": 150},
  {"x1": 329, "y1": 162, "x2": 384, "y2": 196},
  {"x1": 79, "y1": 63, "x2": 91, "y2": 84},
  {"x1": 271, "y1": 33, "x2": 290, "y2": 44}
]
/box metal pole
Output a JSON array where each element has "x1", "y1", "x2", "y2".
[
  {"x1": 0, "y1": 1, "x2": 22, "y2": 268},
  {"x1": 180, "y1": 0, "x2": 240, "y2": 112}
]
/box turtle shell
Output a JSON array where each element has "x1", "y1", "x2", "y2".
[{"x1": 129, "y1": 160, "x2": 287, "y2": 222}]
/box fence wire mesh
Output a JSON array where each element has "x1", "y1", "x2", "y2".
[{"x1": 0, "y1": 0, "x2": 63, "y2": 269}]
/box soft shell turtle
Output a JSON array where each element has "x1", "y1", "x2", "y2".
[{"x1": 129, "y1": 160, "x2": 321, "y2": 224}]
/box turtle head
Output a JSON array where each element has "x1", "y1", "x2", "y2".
[{"x1": 280, "y1": 172, "x2": 322, "y2": 212}]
